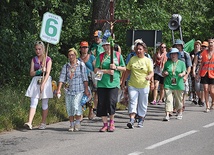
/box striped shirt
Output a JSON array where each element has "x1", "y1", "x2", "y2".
[{"x1": 59, "y1": 60, "x2": 88, "y2": 95}]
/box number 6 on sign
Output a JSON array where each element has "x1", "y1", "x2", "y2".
[{"x1": 40, "y1": 12, "x2": 63, "y2": 45}]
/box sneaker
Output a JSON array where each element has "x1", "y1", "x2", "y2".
[
  {"x1": 189, "y1": 94, "x2": 193, "y2": 101},
  {"x1": 135, "y1": 114, "x2": 139, "y2": 123},
  {"x1": 150, "y1": 100, "x2": 156, "y2": 105},
  {"x1": 205, "y1": 108, "x2": 210, "y2": 113},
  {"x1": 127, "y1": 122, "x2": 134, "y2": 129},
  {"x1": 137, "y1": 121, "x2": 143, "y2": 128},
  {"x1": 199, "y1": 102, "x2": 205, "y2": 107},
  {"x1": 74, "y1": 123, "x2": 81, "y2": 131},
  {"x1": 38, "y1": 123, "x2": 46, "y2": 130},
  {"x1": 197, "y1": 98, "x2": 201, "y2": 105},
  {"x1": 108, "y1": 124, "x2": 115, "y2": 132},
  {"x1": 99, "y1": 126, "x2": 108, "y2": 132},
  {"x1": 192, "y1": 100, "x2": 197, "y2": 105},
  {"x1": 177, "y1": 113, "x2": 183, "y2": 120},
  {"x1": 24, "y1": 123, "x2": 32, "y2": 130},
  {"x1": 68, "y1": 126, "x2": 74, "y2": 132},
  {"x1": 163, "y1": 116, "x2": 170, "y2": 121}
]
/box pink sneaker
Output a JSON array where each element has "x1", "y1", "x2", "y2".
[
  {"x1": 108, "y1": 124, "x2": 115, "y2": 132},
  {"x1": 150, "y1": 100, "x2": 156, "y2": 105},
  {"x1": 99, "y1": 126, "x2": 108, "y2": 132}
]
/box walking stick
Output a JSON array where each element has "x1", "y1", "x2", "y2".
[{"x1": 39, "y1": 43, "x2": 49, "y2": 99}]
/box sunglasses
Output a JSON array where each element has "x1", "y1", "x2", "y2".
[
  {"x1": 81, "y1": 46, "x2": 88, "y2": 48},
  {"x1": 161, "y1": 46, "x2": 166, "y2": 48},
  {"x1": 34, "y1": 41, "x2": 44, "y2": 46}
]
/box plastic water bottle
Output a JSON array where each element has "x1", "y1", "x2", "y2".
[{"x1": 57, "y1": 94, "x2": 61, "y2": 99}]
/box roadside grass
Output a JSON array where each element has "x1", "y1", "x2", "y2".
[
  {"x1": 0, "y1": 86, "x2": 69, "y2": 132},
  {"x1": 0, "y1": 86, "x2": 127, "y2": 133}
]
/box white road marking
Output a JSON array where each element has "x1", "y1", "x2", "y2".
[
  {"x1": 145, "y1": 130, "x2": 198, "y2": 150},
  {"x1": 128, "y1": 151, "x2": 143, "y2": 155},
  {"x1": 203, "y1": 122, "x2": 214, "y2": 128}
]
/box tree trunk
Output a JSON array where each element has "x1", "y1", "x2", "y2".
[{"x1": 89, "y1": 0, "x2": 114, "y2": 42}]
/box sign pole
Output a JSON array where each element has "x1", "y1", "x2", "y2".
[{"x1": 39, "y1": 12, "x2": 63, "y2": 99}]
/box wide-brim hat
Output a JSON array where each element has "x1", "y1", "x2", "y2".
[
  {"x1": 194, "y1": 40, "x2": 201, "y2": 45},
  {"x1": 167, "y1": 48, "x2": 181, "y2": 59}
]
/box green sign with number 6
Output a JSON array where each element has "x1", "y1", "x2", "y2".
[{"x1": 40, "y1": 12, "x2": 63, "y2": 45}]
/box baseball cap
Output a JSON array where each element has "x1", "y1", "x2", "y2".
[
  {"x1": 80, "y1": 41, "x2": 88, "y2": 47},
  {"x1": 201, "y1": 41, "x2": 208, "y2": 47},
  {"x1": 94, "y1": 30, "x2": 102, "y2": 38},
  {"x1": 174, "y1": 39, "x2": 184, "y2": 45}
]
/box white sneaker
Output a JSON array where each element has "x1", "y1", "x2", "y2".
[
  {"x1": 68, "y1": 126, "x2": 74, "y2": 132},
  {"x1": 24, "y1": 123, "x2": 32, "y2": 130},
  {"x1": 74, "y1": 123, "x2": 81, "y2": 131},
  {"x1": 38, "y1": 123, "x2": 46, "y2": 130},
  {"x1": 177, "y1": 113, "x2": 183, "y2": 120},
  {"x1": 205, "y1": 108, "x2": 210, "y2": 113},
  {"x1": 163, "y1": 116, "x2": 170, "y2": 121}
]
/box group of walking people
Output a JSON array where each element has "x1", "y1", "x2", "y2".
[
  {"x1": 23, "y1": 30, "x2": 214, "y2": 132},
  {"x1": 150, "y1": 38, "x2": 214, "y2": 121}
]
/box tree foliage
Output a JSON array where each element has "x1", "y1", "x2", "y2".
[{"x1": 0, "y1": 0, "x2": 213, "y2": 88}]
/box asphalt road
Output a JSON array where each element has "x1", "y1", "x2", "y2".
[{"x1": 1, "y1": 101, "x2": 214, "y2": 155}]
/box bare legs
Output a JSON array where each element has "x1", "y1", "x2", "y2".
[
  {"x1": 152, "y1": 80, "x2": 164, "y2": 104},
  {"x1": 27, "y1": 108, "x2": 36, "y2": 125},
  {"x1": 203, "y1": 84, "x2": 210, "y2": 110},
  {"x1": 25, "y1": 98, "x2": 49, "y2": 129},
  {"x1": 41, "y1": 109, "x2": 48, "y2": 124}
]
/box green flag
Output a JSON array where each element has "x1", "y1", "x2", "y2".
[{"x1": 184, "y1": 39, "x2": 195, "y2": 53}]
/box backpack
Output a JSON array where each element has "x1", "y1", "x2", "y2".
[
  {"x1": 180, "y1": 51, "x2": 188, "y2": 67},
  {"x1": 100, "y1": 51, "x2": 121, "y2": 65}
]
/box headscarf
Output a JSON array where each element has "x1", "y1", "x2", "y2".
[{"x1": 155, "y1": 43, "x2": 167, "y2": 69}]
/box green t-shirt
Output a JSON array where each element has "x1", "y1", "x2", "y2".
[
  {"x1": 95, "y1": 51, "x2": 125, "y2": 88},
  {"x1": 89, "y1": 43, "x2": 104, "y2": 57},
  {"x1": 163, "y1": 60, "x2": 186, "y2": 90},
  {"x1": 127, "y1": 56, "x2": 153, "y2": 88}
]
